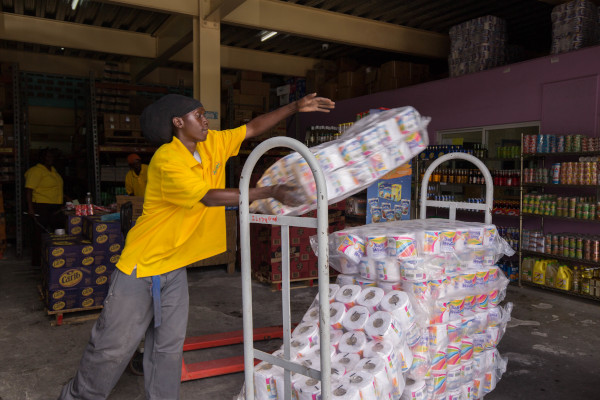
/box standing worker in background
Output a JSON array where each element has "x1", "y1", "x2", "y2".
[
  {"x1": 58, "y1": 92, "x2": 335, "y2": 399},
  {"x1": 125, "y1": 153, "x2": 148, "y2": 197},
  {"x1": 25, "y1": 148, "x2": 65, "y2": 266}
]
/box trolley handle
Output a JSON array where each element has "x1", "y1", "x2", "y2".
[{"x1": 420, "y1": 152, "x2": 494, "y2": 224}]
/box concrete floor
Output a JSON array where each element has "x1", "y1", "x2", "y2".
[{"x1": 1, "y1": 249, "x2": 599, "y2": 400}]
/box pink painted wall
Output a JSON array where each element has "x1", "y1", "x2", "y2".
[{"x1": 299, "y1": 44, "x2": 600, "y2": 142}]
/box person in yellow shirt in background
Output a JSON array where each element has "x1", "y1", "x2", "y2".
[
  {"x1": 25, "y1": 148, "x2": 65, "y2": 266},
  {"x1": 124, "y1": 153, "x2": 148, "y2": 197},
  {"x1": 58, "y1": 92, "x2": 335, "y2": 399}
]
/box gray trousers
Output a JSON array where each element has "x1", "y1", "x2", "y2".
[{"x1": 58, "y1": 267, "x2": 189, "y2": 400}]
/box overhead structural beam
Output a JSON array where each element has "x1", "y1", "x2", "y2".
[
  {"x1": 131, "y1": 15, "x2": 194, "y2": 82},
  {"x1": 0, "y1": 12, "x2": 156, "y2": 58},
  {"x1": 95, "y1": 0, "x2": 449, "y2": 58},
  {"x1": 205, "y1": 0, "x2": 250, "y2": 22},
  {"x1": 221, "y1": 0, "x2": 449, "y2": 58}
]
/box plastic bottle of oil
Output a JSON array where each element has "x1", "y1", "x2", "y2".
[{"x1": 573, "y1": 266, "x2": 581, "y2": 293}]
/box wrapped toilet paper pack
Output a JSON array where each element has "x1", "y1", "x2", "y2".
[
  {"x1": 250, "y1": 107, "x2": 430, "y2": 216},
  {"x1": 243, "y1": 221, "x2": 512, "y2": 400}
]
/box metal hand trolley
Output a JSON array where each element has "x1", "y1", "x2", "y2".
[
  {"x1": 239, "y1": 137, "x2": 333, "y2": 400},
  {"x1": 419, "y1": 152, "x2": 494, "y2": 223}
]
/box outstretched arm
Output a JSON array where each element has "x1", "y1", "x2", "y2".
[
  {"x1": 200, "y1": 185, "x2": 302, "y2": 207},
  {"x1": 245, "y1": 93, "x2": 335, "y2": 140}
]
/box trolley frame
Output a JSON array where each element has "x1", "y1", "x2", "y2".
[
  {"x1": 239, "y1": 137, "x2": 332, "y2": 400},
  {"x1": 419, "y1": 152, "x2": 494, "y2": 223}
]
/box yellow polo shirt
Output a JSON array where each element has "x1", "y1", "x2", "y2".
[
  {"x1": 24, "y1": 164, "x2": 63, "y2": 204},
  {"x1": 117, "y1": 126, "x2": 245, "y2": 278},
  {"x1": 125, "y1": 164, "x2": 149, "y2": 197}
]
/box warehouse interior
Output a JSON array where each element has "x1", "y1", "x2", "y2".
[{"x1": 1, "y1": 0, "x2": 600, "y2": 399}]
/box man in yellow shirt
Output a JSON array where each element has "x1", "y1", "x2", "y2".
[
  {"x1": 124, "y1": 153, "x2": 148, "y2": 197},
  {"x1": 59, "y1": 92, "x2": 335, "y2": 399},
  {"x1": 24, "y1": 148, "x2": 64, "y2": 266}
]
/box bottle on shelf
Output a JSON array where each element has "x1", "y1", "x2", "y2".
[{"x1": 85, "y1": 192, "x2": 92, "y2": 205}]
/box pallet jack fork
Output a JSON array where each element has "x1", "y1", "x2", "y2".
[{"x1": 180, "y1": 326, "x2": 285, "y2": 381}]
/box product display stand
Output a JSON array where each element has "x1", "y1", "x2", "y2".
[
  {"x1": 420, "y1": 152, "x2": 493, "y2": 223},
  {"x1": 239, "y1": 137, "x2": 332, "y2": 400}
]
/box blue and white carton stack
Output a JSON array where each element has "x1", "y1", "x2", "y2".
[{"x1": 550, "y1": 0, "x2": 599, "y2": 54}]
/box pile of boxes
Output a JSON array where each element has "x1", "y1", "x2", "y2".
[
  {"x1": 551, "y1": 0, "x2": 600, "y2": 54},
  {"x1": 250, "y1": 201, "x2": 346, "y2": 283},
  {"x1": 102, "y1": 113, "x2": 142, "y2": 142},
  {"x1": 448, "y1": 15, "x2": 507, "y2": 77},
  {"x1": 42, "y1": 213, "x2": 124, "y2": 313},
  {"x1": 222, "y1": 70, "x2": 270, "y2": 127},
  {"x1": 306, "y1": 58, "x2": 429, "y2": 101},
  {"x1": 96, "y1": 62, "x2": 132, "y2": 113}
]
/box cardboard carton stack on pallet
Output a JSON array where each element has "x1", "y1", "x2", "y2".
[
  {"x1": 551, "y1": 0, "x2": 599, "y2": 54},
  {"x1": 42, "y1": 214, "x2": 124, "y2": 313}
]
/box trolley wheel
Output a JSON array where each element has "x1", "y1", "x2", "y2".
[{"x1": 129, "y1": 350, "x2": 144, "y2": 376}]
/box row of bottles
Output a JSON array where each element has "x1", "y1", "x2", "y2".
[
  {"x1": 425, "y1": 168, "x2": 519, "y2": 185},
  {"x1": 305, "y1": 123, "x2": 354, "y2": 146}
]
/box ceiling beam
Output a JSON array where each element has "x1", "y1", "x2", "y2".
[
  {"x1": 206, "y1": 0, "x2": 250, "y2": 22},
  {"x1": 0, "y1": 12, "x2": 156, "y2": 58},
  {"x1": 221, "y1": 0, "x2": 449, "y2": 58},
  {"x1": 96, "y1": 0, "x2": 198, "y2": 16}
]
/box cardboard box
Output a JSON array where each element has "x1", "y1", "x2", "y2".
[
  {"x1": 119, "y1": 114, "x2": 133, "y2": 130},
  {"x1": 116, "y1": 195, "x2": 144, "y2": 222},
  {"x1": 232, "y1": 93, "x2": 268, "y2": 112},
  {"x1": 240, "y1": 80, "x2": 270, "y2": 97},
  {"x1": 45, "y1": 287, "x2": 80, "y2": 312},
  {"x1": 240, "y1": 70, "x2": 263, "y2": 81},
  {"x1": 43, "y1": 263, "x2": 93, "y2": 291},
  {"x1": 103, "y1": 113, "x2": 119, "y2": 130},
  {"x1": 42, "y1": 237, "x2": 85, "y2": 269},
  {"x1": 64, "y1": 212, "x2": 84, "y2": 235},
  {"x1": 82, "y1": 216, "x2": 123, "y2": 246}
]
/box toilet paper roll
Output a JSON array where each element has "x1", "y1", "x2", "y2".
[
  {"x1": 300, "y1": 356, "x2": 321, "y2": 372},
  {"x1": 454, "y1": 227, "x2": 469, "y2": 252},
  {"x1": 294, "y1": 376, "x2": 321, "y2": 400},
  {"x1": 365, "y1": 311, "x2": 403, "y2": 345},
  {"x1": 484, "y1": 369, "x2": 497, "y2": 393},
  {"x1": 302, "y1": 306, "x2": 320, "y2": 324},
  {"x1": 429, "y1": 348, "x2": 447, "y2": 372},
  {"x1": 401, "y1": 379, "x2": 427, "y2": 400},
  {"x1": 486, "y1": 326, "x2": 500, "y2": 348},
  {"x1": 342, "y1": 305, "x2": 370, "y2": 332},
  {"x1": 357, "y1": 286, "x2": 385, "y2": 312},
  {"x1": 330, "y1": 362, "x2": 348, "y2": 383},
  {"x1": 429, "y1": 279, "x2": 447, "y2": 301},
  {"x1": 364, "y1": 339, "x2": 406, "y2": 383},
  {"x1": 446, "y1": 388, "x2": 461, "y2": 400},
  {"x1": 446, "y1": 364, "x2": 462, "y2": 391},
  {"x1": 463, "y1": 295, "x2": 476, "y2": 314},
  {"x1": 483, "y1": 348, "x2": 498, "y2": 370},
  {"x1": 431, "y1": 370, "x2": 447, "y2": 397},
  {"x1": 331, "y1": 329, "x2": 345, "y2": 350},
  {"x1": 427, "y1": 324, "x2": 448, "y2": 348},
  {"x1": 483, "y1": 224, "x2": 498, "y2": 247},
  {"x1": 292, "y1": 322, "x2": 320, "y2": 348},
  {"x1": 367, "y1": 235, "x2": 388, "y2": 258},
  {"x1": 461, "y1": 312, "x2": 476, "y2": 336},
  {"x1": 488, "y1": 288, "x2": 501, "y2": 307},
  {"x1": 254, "y1": 362, "x2": 283, "y2": 400},
  {"x1": 404, "y1": 322, "x2": 421, "y2": 348},
  {"x1": 446, "y1": 319, "x2": 463, "y2": 344},
  {"x1": 400, "y1": 258, "x2": 427, "y2": 281},
  {"x1": 446, "y1": 342, "x2": 461, "y2": 366},
  {"x1": 315, "y1": 284, "x2": 340, "y2": 305},
  {"x1": 421, "y1": 230, "x2": 442, "y2": 254},
  {"x1": 460, "y1": 335, "x2": 474, "y2": 362},
  {"x1": 379, "y1": 290, "x2": 415, "y2": 329},
  {"x1": 339, "y1": 138, "x2": 365, "y2": 165},
  {"x1": 338, "y1": 258, "x2": 359, "y2": 275},
  {"x1": 466, "y1": 227, "x2": 484, "y2": 248},
  {"x1": 473, "y1": 310, "x2": 489, "y2": 332},
  {"x1": 461, "y1": 383, "x2": 474, "y2": 400},
  {"x1": 398, "y1": 341, "x2": 414, "y2": 373},
  {"x1": 487, "y1": 266, "x2": 500, "y2": 283},
  {"x1": 440, "y1": 230, "x2": 457, "y2": 253},
  {"x1": 333, "y1": 352, "x2": 361, "y2": 371},
  {"x1": 336, "y1": 274, "x2": 357, "y2": 286},
  {"x1": 475, "y1": 269, "x2": 490, "y2": 287},
  {"x1": 378, "y1": 280, "x2": 402, "y2": 293},
  {"x1": 339, "y1": 331, "x2": 368, "y2": 356},
  {"x1": 331, "y1": 382, "x2": 360, "y2": 400},
  {"x1": 307, "y1": 343, "x2": 337, "y2": 361},
  {"x1": 448, "y1": 298, "x2": 465, "y2": 321},
  {"x1": 343, "y1": 371, "x2": 378, "y2": 400},
  {"x1": 330, "y1": 302, "x2": 348, "y2": 330},
  {"x1": 354, "y1": 275, "x2": 377, "y2": 288},
  {"x1": 486, "y1": 307, "x2": 502, "y2": 328},
  {"x1": 387, "y1": 233, "x2": 418, "y2": 259},
  {"x1": 314, "y1": 145, "x2": 346, "y2": 173},
  {"x1": 473, "y1": 332, "x2": 487, "y2": 354},
  {"x1": 335, "y1": 285, "x2": 363, "y2": 309},
  {"x1": 472, "y1": 374, "x2": 485, "y2": 399},
  {"x1": 375, "y1": 258, "x2": 401, "y2": 282},
  {"x1": 459, "y1": 271, "x2": 477, "y2": 291},
  {"x1": 356, "y1": 358, "x2": 392, "y2": 400},
  {"x1": 358, "y1": 258, "x2": 378, "y2": 281},
  {"x1": 461, "y1": 359, "x2": 474, "y2": 383},
  {"x1": 472, "y1": 353, "x2": 486, "y2": 375},
  {"x1": 290, "y1": 338, "x2": 311, "y2": 359}
]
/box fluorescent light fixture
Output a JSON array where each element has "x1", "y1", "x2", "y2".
[
  {"x1": 71, "y1": 0, "x2": 80, "y2": 10},
  {"x1": 260, "y1": 31, "x2": 278, "y2": 42}
]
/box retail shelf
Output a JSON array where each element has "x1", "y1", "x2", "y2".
[
  {"x1": 99, "y1": 145, "x2": 158, "y2": 153},
  {"x1": 0, "y1": 148, "x2": 14, "y2": 154},
  {"x1": 522, "y1": 183, "x2": 599, "y2": 189},
  {"x1": 437, "y1": 182, "x2": 519, "y2": 189},
  {"x1": 521, "y1": 280, "x2": 600, "y2": 302},
  {"x1": 521, "y1": 213, "x2": 600, "y2": 223},
  {"x1": 523, "y1": 151, "x2": 600, "y2": 158},
  {"x1": 521, "y1": 250, "x2": 600, "y2": 267},
  {"x1": 95, "y1": 81, "x2": 169, "y2": 94}
]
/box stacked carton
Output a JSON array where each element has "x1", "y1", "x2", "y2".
[
  {"x1": 250, "y1": 201, "x2": 346, "y2": 283},
  {"x1": 551, "y1": 0, "x2": 599, "y2": 54},
  {"x1": 42, "y1": 215, "x2": 124, "y2": 313},
  {"x1": 225, "y1": 70, "x2": 270, "y2": 127},
  {"x1": 449, "y1": 16, "x2": 507, "y2": 77}
]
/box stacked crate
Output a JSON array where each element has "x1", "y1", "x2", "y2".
[
  {"x1": 42, "y1": 215, "x2": 124, "y2": 313},
  {"x1": 551, "y1": 0, "x2": 599, "y2": 54},
  {"x1": 448, "y1": 15, "x2": 507, "y2": 77},
  {"x1": 250, "y1": 201, "x2": 347, "y2": 283}
]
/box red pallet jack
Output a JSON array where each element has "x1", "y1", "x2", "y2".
[{"x1": 121, "y1": 203, "x2": 287, "y2": 382}]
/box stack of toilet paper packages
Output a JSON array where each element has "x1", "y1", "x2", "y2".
[
  {"x1": 242, "y1": 219, "x2": 513, "y2": 400},
  {"x1": 249, "y1": 107, "x2": 429, "y2": 216}
]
